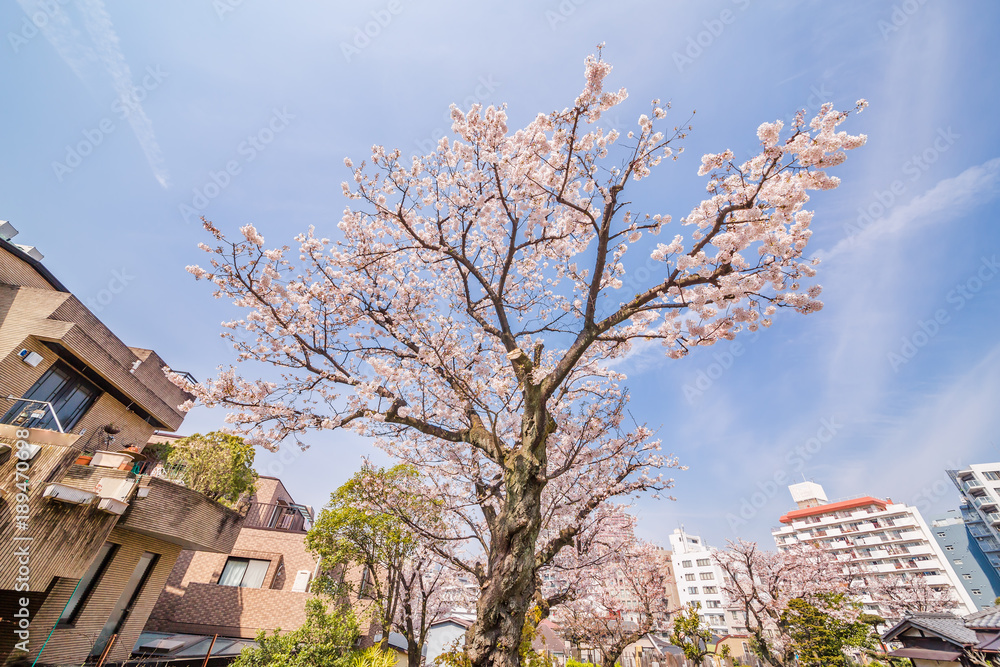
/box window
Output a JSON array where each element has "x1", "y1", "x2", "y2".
[
  {"x1": 90, "y1": 551, "x2": 159, "y2": 658},
  {"x1": 984, "y1": 471, "x2": 1000, "y2": 481},
  {"x1": 1, "y1": 361, "x2": 99, "y2": 432},
  {"x1": 58, "y1": 542, "x2": 117, "y2": 626},
  {"x1": 688, "y1": 587, "x2": 698, "y2": 595},
  {"x1": 685, "y1": 573, "x2": 695, "y2": 581},
  {"x1": 218, "y1": 557, "x2": 270, "y2": 588},
  {"x1": 937, "y1": 532, "x2": 946, "y2": 537},
  {"x1": 681, "y1": 560, "x2": 692, "y2": 568},
  {"x1": 700, "y1": 572, "x2": 715, "y2": 580},
  {"x1": 705, "y1": 600, "x2": 721, "y2": 608},
  {"x1": 703, "y1": 586, "x2": 718, "y2": 594},
  {"x1": 696, "y1": 558, "x2": 711, "y2": 567},
  {"x1": 954, "y1": 559, "x2": 963, "y2": 565},
  {"x1": 973, "y1": 589, "x2": 982, "y2": 595},
  {"x1": 964, "y1": 574, "x2": 973, "y2": 580},
  {"x1": 945, "y1": 545, "x2": 955, "y2": 551}
]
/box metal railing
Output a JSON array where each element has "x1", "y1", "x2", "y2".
[{"x1": 242, "y1": 501, "x2": 311, "y2": 533}]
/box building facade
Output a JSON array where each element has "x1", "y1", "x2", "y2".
[
  {"x1": 144, "y1": 476, "x2": 319, "y2": 641},
  {"x1": 667, "y1": 528, "x2": 730, "y2": 635},
  {"x1": 930, "y1": 513, "x2": 1000, "y2": 610},
  {"x1": 771, "y1": 481, "x2": 976, "y2": 617},
  {"x1": 0, "y1": 229, "x2": 242, "y2": 665},
  {"x1": 948, "y1": 463, "x2": 1000, "y2": 576}
]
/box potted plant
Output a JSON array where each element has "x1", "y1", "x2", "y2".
[{"x1": 74, "y1": 451, "x2": 93, "y2": 466}]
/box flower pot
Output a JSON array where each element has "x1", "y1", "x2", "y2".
[{"x1": 75, "y1": 454, "x2": 93, "y2": 466}]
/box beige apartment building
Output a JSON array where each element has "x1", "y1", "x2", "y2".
[{"x1": 0, "y1": 226, "x2": 242, "y2": 665}]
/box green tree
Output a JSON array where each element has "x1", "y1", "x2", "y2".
[
  {"x1": 231, "y1": 597, "x2": 360, "y2": 667},
  {"x1": 670, "y1": 603, "x2": 730, "y2": 664},
  {"x1": 781, "y1": 593, "x2": 878, "y2": 667},
  {"x1": 307, "y1": 465, "x2": 421, "y2": 656},
  {"x1": 163, "y1": 431, "x2": 257, "y2": 506}
]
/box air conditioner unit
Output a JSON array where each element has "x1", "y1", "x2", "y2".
[
  {"x1": 43, "y1": 483, "x2": 96, "y2": 505},
  {"x1": 97, "y1": 498, "x2": 129, "y2": 515},
  {"x1": 17, "y1": 349, "x2": 43, "y2": 367}
]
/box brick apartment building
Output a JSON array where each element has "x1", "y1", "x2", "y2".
[
  {"x1": 144, "y1": 476, "x2": 319, "y2": 643},
  {"x1": 0, "y1": 224, "x2": 242, "y2": 665}
]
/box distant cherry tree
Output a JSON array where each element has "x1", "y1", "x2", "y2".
[{"x1": 175, "y1": 47, "x2": 867, "y2": 667}]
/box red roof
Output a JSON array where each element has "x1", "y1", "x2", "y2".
[{"x1": 778, "y1": 497, "x2": 888, "y2": 524}]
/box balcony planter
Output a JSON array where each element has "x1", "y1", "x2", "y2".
[
  {"x1": 75, "y1": 454, "x2": 93, "y2": 466},
  {"x1": 91, "y1": 450, "x2": 132, "y2": 469}
]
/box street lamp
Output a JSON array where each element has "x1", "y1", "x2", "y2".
[{"x1": 5, "y1": 394, "x2": 65, "y2": 433}]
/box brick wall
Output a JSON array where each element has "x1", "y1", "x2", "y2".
[{"x1": 147, "y1": 526, "x2": 326, "y2": 637}]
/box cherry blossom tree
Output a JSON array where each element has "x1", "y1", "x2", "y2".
[
  {"x1": 715, "y1": 540, "x2": 859, "y2": 667},
  {"x1": 552, "y1": 531, "x2": 670, "y2": 667},
  {"x1": 175, "y1": 46, "x2": 867, "y2": 667}
]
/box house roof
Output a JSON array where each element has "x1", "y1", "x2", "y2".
[
  {"x1": 778, "y1": 497, "x2": 888, "y2": 523},
  {"x1": 882, "y1": 612, "x2": 979, "y2": 646},
  {"x1": 431, "y1": 616, "x2": 474, "y2": 629},
  {"x1": 965, "y1": 605, "x2": 1000, "y2": 629},
  {"x1": 888, "y1": 647, "x2": 963, "y2": 661}
]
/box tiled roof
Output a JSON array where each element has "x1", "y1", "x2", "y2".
[
  {"x1": 966, "y1": 605, "x2": 1000, "y2": 629},
  {"x1": 778, "y1": 497, "x2": 888, "y2": 524},
  {"x1": 883, "y1": 612, "x2": 978, "y2": 646}
]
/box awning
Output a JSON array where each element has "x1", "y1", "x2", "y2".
[{"x1": 889, "y1": 647, "x2": 962, "y2": 661}]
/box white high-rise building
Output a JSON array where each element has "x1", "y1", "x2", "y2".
[
  {"x1": 947, "y1": 463, "x2": 1000, "y2": 575},
  {"x1": 771, "y1": 482, "x2": 976, "y2": 617},
  {"x1": 668, "y1": 528, "x2": 731, "y2": 635}
]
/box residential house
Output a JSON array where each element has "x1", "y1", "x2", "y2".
[
  {"x1": 882, "y1": 606, "x2": 1000, "y2": 665},
  {"x1": 144, "y1": 476, "x2": 318, "y2": 644},
  {"x1": 0, "y1": 226, "x2": 242, "y2": 665}
]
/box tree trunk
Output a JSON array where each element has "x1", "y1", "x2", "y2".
[
  {"x1": 408, "y1": 637, "x2": 422, "y2": 667},
  {"x1": 466, "y1": 404, "x2": 549, "y2": 667}
]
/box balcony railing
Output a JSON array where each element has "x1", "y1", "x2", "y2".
[
  {"x1": 975, "y1": 495, "x2": 999, "y2": 511},
  {"x1": 242, "y1": 501, "x2": 312, "y2": 533}
]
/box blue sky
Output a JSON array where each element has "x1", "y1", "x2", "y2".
[{"x1": 2, "y1": 1, "x2": 999, "y2": 549}]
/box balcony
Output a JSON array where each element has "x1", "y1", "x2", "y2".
[
  {"x1": 986, "y1": 512, "x2": 1000, "y2": 526},
  {"x1": 242, "y1": 501, "x2": 313, "y2": 533},
  {"x1": 975, "y1": 495, "x2": 999, "y2": 512},
  {"x1": 963, "y1": 479, "x2": 985, "y2": 494}
]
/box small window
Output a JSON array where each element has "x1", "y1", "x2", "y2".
[
  {"x1": 59, "y1": 542, "x2": 117, "y2": 626},
  {"x1": 688, "y1": 587, "x2": 698, "y2": 595},
  {"x1": 218, "y1": 557, "x2": 269, "y2": 588},
  {"x1": 681, "y1": 560, "x2": 692, "y2": 568},
  {"x1": 705, "y1": 600, "x2": 721, "y2": 608},
  {"x1": 700, "y1": 572, "x2": 715, "y2": 580},
  {"x1": 685, "y1": 573, "x2": 695, "y2": 581},
  {"x1": 945, "y1": 545, "x2": 955, "y2": 551},
  {"x1": 973, "y1": 589, "x2": 982, "y2": 595},
  {"x1": 696, "y1": 558, "x2": 711, "y2": 567},
  {"x1": 937, "y1": 532, "x2": 946, "y2": 537},
  {"x1": 963, "y1": 574, "x2": 973, "y2": 580},
  {"x1": 954, "y1": 559, "x2": 963, "y2": 565},
  {"x1": 984, "y1": 471, "x2": 1000, "y2": 481},
  {"x1": 703, "y1": 586, "x2": 718, "y2": 594}
]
